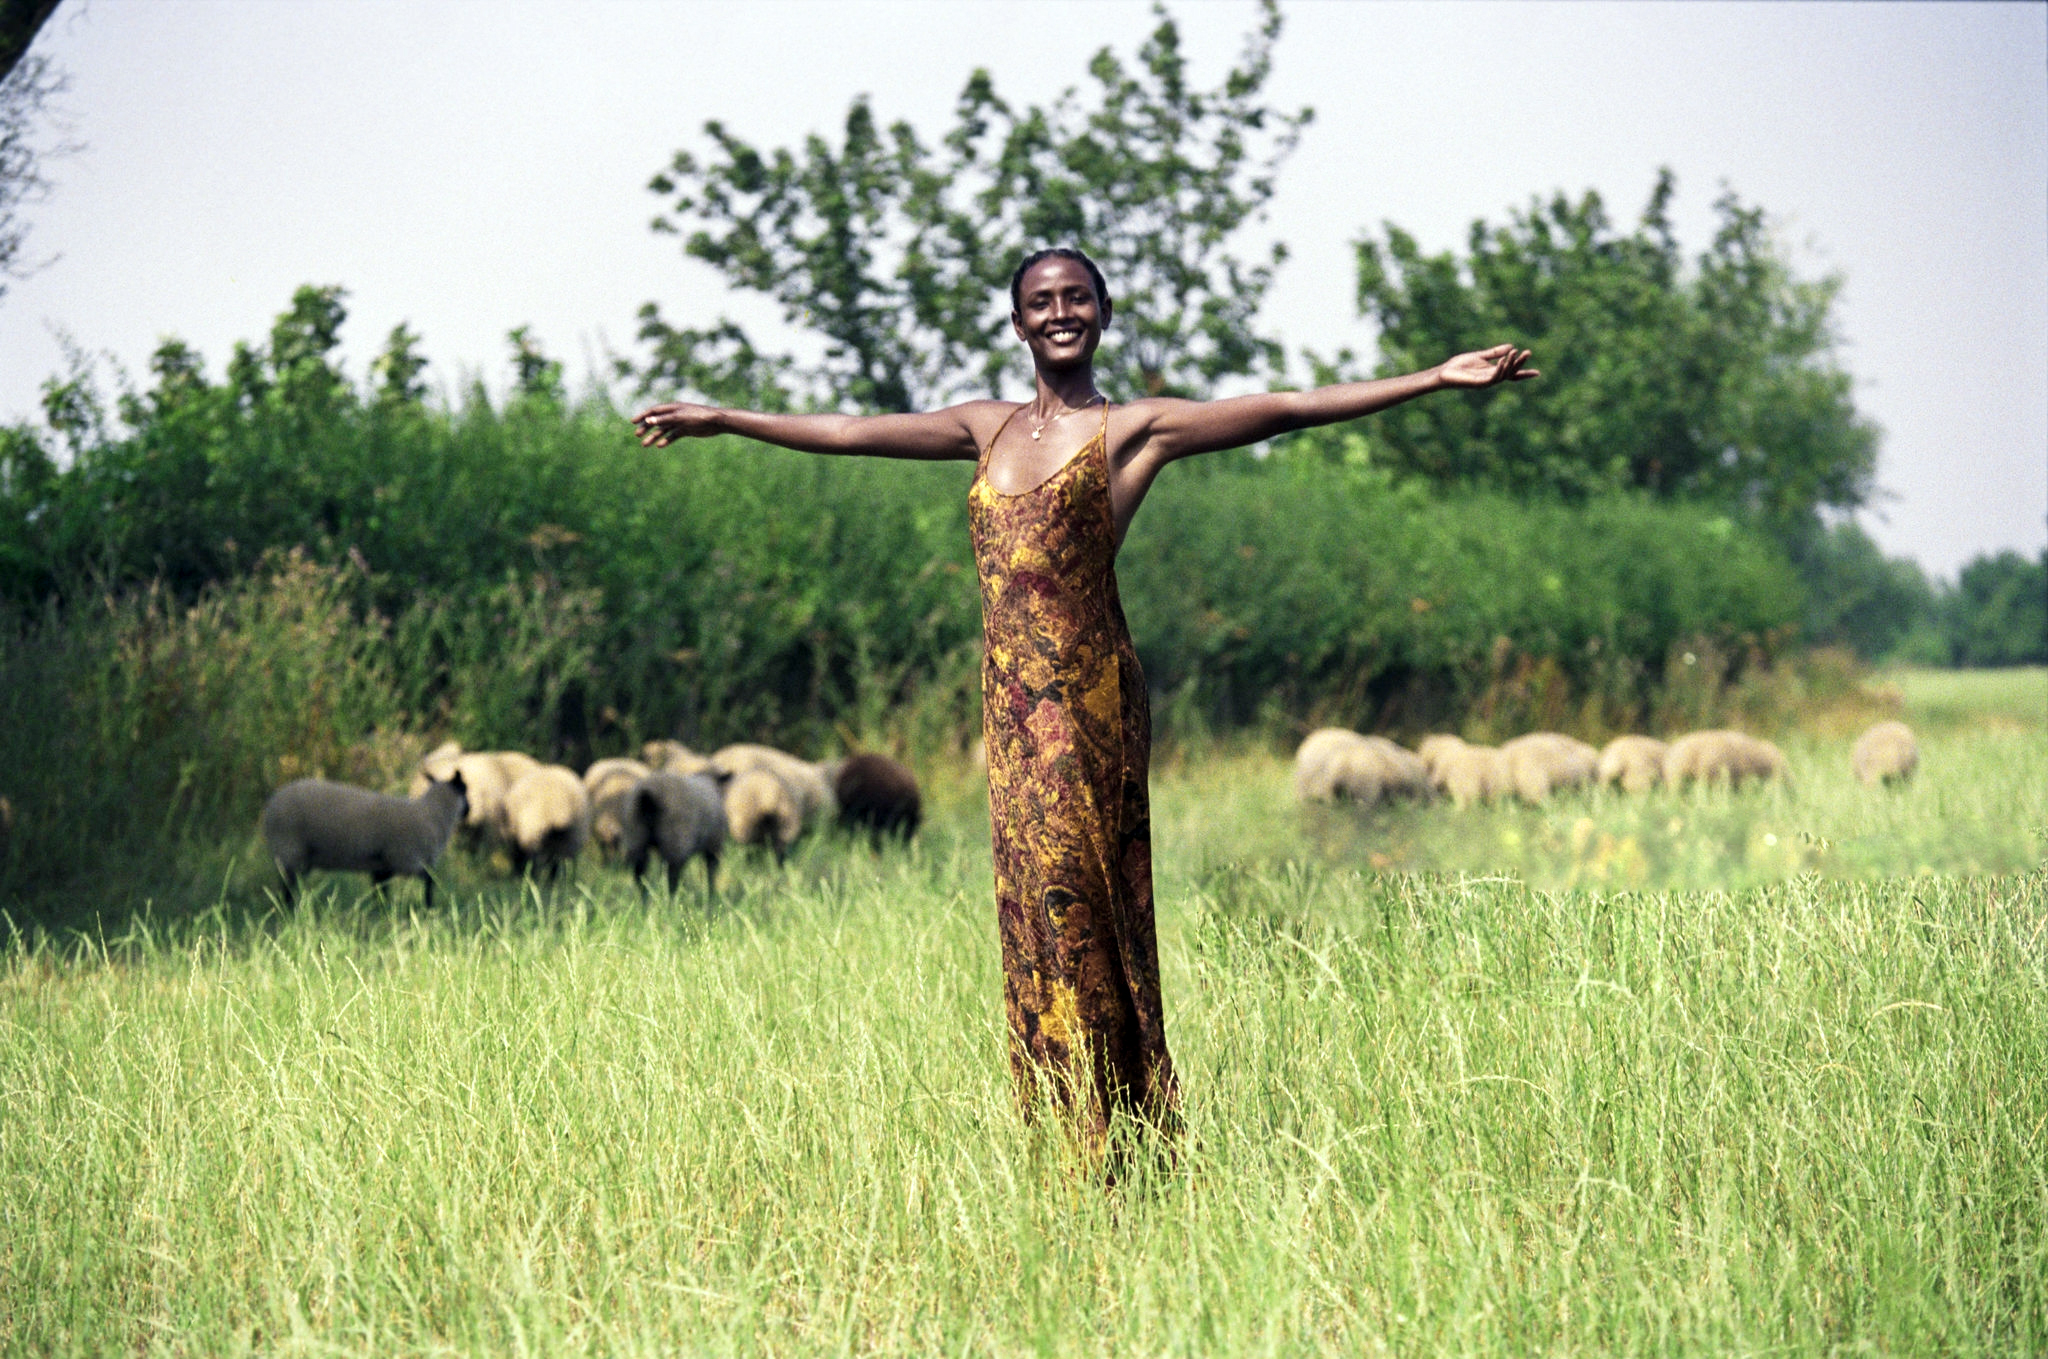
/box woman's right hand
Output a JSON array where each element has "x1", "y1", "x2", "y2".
[{"x1": 632, "y1": 401, "x2": 723, "y2": 447}]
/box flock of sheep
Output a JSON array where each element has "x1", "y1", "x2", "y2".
[
  {"x1": 255, "y1": 716, "x2": 1922, "y2": 905},
  {"x1": 258, "y1": 740, "x2": 922, "y2": 906},
  {"x1": 1294, "y1": 719, "x2": 1921, "y2": 810}
]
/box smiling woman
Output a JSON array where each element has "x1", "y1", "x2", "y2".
[{"x1": 633, "y1": 246, "x2": 1535, "y2": 1161}]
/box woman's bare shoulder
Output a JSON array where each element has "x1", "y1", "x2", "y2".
[{"x1": 946, "y1": 398, "x2": 1026, "y2": 443}]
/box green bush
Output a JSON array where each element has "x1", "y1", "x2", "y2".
[{"x1": 0, "y1": 319, "x2": 1819, "y2": 905}]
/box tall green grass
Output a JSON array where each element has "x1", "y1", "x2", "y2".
[
  {"x1": 3, "y1": 703, "x2": 2043, "y2": 1354},
  {"x1": 3, "y1": 844, "x2": 2041, "y2": 1351}
]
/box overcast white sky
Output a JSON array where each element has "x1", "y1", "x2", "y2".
[{"x1": 3, "y1": 0, "x2": 2042, "y2": 578}]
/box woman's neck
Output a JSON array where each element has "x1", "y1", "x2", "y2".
[{"x1": 1031, "y1": 367, "x2": 1103, "y2": 416}]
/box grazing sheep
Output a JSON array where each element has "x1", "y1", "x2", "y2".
[
  {"x1": 583, "y1": 757, "x2": 654, "y2": 858},
  {"x1": 411, "y1": 743, "x2": 547, "y2": 848},
  {"x1": 1500, "y1": 732, "x2": 1600, "y2": 803},
  {"x1": 1416, "y1": 734, "x2": 1469, "y2": 783},
  {"x1": 490, "y1": 750, "x2": 544, "y2": 786},
  {"x1": 260, "y1": 772, "x2": 468, "y2": 907},
  {"x1": 1364, "y1": 736, "x2": 1434, "y2": 801},
  {"x1": 412, "y1": 748, "x2": 514, "y2": 849},
  {"x1": 831, "y1": 753, "x2": 923, "y2": 842},
  {"x1": 1295, "y1": 729, "x2": 1434, "y2": 806},
  {"x1": 622, "y1": 771, "x2": 725, "y2": 894},
  {"x1": 1852, "y1": 720, "x2": 1919, "y2": 787},
  {"x1": 1435, "y1": 742, "x2": 1510, "y2": 808},
  {"x1": 1663, "y1": 730, "x2": 1789, "y2": 790},
  {"x1": 1597, "y1": 736, "x2": 1669, "y2": 794},
  {"x1": 725, "y1": 767, "x2": 802, "y2": 862},
  {"x1": 1295, "y1": 729, "x2": 1373, "y2": 803},
  {"x1": 643, "y1": 739, "x2": 712, "y2": 776},
  {"x1": 501, "y1": 764, "x2": 592, "y2": 882},
  {"x1": 709, "y1": 743, "x2": 835, "y2": 823}
]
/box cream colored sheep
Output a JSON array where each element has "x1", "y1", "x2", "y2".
[
  {"x1": 502, "y1": 764, "x2": 592, "y2": 882},
  {"x1": 260, "y1": 772, "x2": 468, "y2": 907},
  {"x1": 1500, "y1": 732, "x2": 1600, "y2": 803},
  {"x1": 709, "y1": 743, "x2": 834, "y2": 823},
  {"x1": 1416, "y1": 734, "x2": 1468, "y2": 784},
  {"x1": 1597, "y1": 736, "x2": 1669, "y2": 794},
  {"x1": 1293, "y1": 730, "x2": 1385, "y2": 805},
  {"x1": 643, "y1": 739, "x2": 712, "y2": 776},
  {"x1": 725, "y1": 767, "x2": 802, "y2": 862},
  {"x1": 490, "y1": 750, "x2": 544, "y2": 786},
  {"x1": 411, "y1": 743, "x2": 546, "y2": 843},
  {"x1": 583, "y1": 757, "x2": 654, "y2": 859},
  {"x1": 1436, "y1": 743, "x2": 1509, "y2": 808},
  {"x1": 1852, "y1": 721, "x2": 1919, "y2": 787},
  {"x1": 1663, "y1": 730, "x2": 1788, "y2": 789},
  {"x1": 1363, "y1": 736, "x2": 1433, "y2": 801},
  {"x1": 411, "y1": 747, "x2": 513, "y2": 848}
]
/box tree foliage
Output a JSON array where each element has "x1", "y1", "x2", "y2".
[
  {"x1": 0, "y1": 49, "x2": 62, "y2": 300},
  {"x1": 1942, "y1": 550, "x2": 2047, "y2": 667},
  {"x1": 1333, "y1": 172, "x2": 1879, "y2": 527},
  {"x1": 1784, "y1": 519, "x2": 1937, "y2": 662},
  {"x1": 635, "y1": 0, "x2": 1309, "y2": 410}
]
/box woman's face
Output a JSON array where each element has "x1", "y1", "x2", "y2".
[{"x1": 1011, "y1": 257, "x2": 1107, "y2": 372}]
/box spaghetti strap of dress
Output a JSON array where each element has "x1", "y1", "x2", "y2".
[{"x1": 979, "y1": 404, "x2": 1027, "y2": 473}]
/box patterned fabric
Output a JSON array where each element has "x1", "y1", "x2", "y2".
[{"x1": 968, "y1": 402, "x2": 1180, "y2": 1146}]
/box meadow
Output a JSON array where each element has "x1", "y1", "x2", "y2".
[{"x1": 2, "y1": 670, "x2": 2044, "y2": 1354}]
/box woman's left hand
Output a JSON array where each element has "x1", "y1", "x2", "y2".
[{"x1": 1436, "y1": 345, "x2": 1539, "y2": 388}]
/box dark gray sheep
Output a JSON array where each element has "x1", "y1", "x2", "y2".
[
  {"x1": 622, "y1": 771, "x2": 726, "y2": 895},
  {"x1": 259, "y1": 773, "x2": 468, "y2": 907}
]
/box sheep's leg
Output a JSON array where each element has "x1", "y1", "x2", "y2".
[
  {"x1": 421, "y1": 870, "x2": 437, "y2": 911},
  {"x1": 702, "y1": 851, "x2": 719, "y2": 896},
  {"x1": 629, "y1": 852, "x2": 649, "y2": 900},
  {"x1": 277, "y1": 866, "x2": 300, "y2": 907},
  {"x1": 666, "y1": 859, "x2": 682, "y2": 897}
]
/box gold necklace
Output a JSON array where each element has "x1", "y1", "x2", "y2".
[{"x1": 1027, "y1": 392, "x2": 1104, "y2": 440}]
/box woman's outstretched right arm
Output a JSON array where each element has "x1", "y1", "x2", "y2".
[{"x1": 632, "y1": 399, "x2": 991, "y2": 462}]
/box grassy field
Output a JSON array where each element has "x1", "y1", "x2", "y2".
[{"x1": 3, "y1": 671, "x2": 2044, "y2": 1354}]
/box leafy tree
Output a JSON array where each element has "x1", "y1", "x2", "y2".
[
  {"x1": 267, "y1": 284, "x2": 349, "y2": 410},
  {"x1": 371, "y1": 323, "x2": 430, "y2": 407},
  {"x1": 507, "y1": 326, "x2": 565, "y2": 405},
  {"x1": 636, "y1": 0, "x2": 1309, "y2": 410},
  {"x1": 1783, "y1": 519, "x2": 1937, "y2": 661},
  {"x1": 1, "y1": 0, "x2": 64, "y2": 303},
  {"x1": 1943, "y1": 550, "x2": 2047, "y2": 666},
  {"x1": 1336, "y1": 171, "x2": 1879, "y2": 526}
]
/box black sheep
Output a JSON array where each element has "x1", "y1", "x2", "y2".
[{"x1": 832, "y1": 753, "x2": 922, "y2": 844}]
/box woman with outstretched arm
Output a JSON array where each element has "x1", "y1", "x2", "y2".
[{"x1": 635, "y1": 247, "x2": 1536, "y2": 1154}]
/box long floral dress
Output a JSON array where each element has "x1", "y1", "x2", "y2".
[{"x1": 967, "y1": 401, "x2": 1179, "y2": 1144}]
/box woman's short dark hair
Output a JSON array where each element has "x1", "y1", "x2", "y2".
[{"x1": 1009, "y1": 247, "x2": 1111, "y2": 317}]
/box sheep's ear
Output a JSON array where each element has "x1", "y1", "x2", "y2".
[{"x1": 448, "y1": 770, "x2": 467, "y2": 795}]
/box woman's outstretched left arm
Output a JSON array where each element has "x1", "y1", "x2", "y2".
[{"x1": 1132, "y1": 345, "x2": 1537, "y2": 466}]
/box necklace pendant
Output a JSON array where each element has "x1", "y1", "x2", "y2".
[{"x1": 1030, "y1": 429, "x2": 1041, "y2": 440}]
